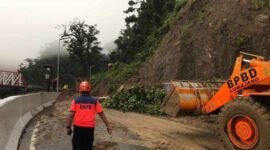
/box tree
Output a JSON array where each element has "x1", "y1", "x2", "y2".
[
  {"x1": 111, "y1": 0, "x2": 176, "y2": 63},
  {"x1": 19, "y1": 21, "x2": 107, "y2": 88},
  {"x1": 63, "y1": 20, "x2": 103, "y2": 78},
  {"x1": 19, "y1": 41, "x2": 83, "y2": 88}
]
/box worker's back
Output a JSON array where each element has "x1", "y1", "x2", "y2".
[{"x1": 70, "y1": 93, "x2": 103, "y2": 127}]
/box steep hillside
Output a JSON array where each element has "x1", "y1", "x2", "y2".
[{"x1": 132, "y1": 0, "x2": 270, "y2": 83}]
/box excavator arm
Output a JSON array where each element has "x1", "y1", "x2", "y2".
[{"x1": 204, "y1": 54, "x2": 270, "y2": 114}]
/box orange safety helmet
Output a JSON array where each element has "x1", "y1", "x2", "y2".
[{"x1": 79, "y1": 81, "x2": 91, "y2": 92}]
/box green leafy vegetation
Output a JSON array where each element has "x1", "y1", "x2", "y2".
[
  {"x1": 94, "y1": 0, "x2": 190, "y2": 115},
  {"x1": 20, "y1": 20, "x2": 108, "y2": 88},
  {"x1": 91, "y1": 62, "x2": 142, "y2": 91},
  {"x1": 103, "y1": 86, "x2": 166, "y2": 115},
  {"x1": 19, "y1": 44, "x2": 83, "y2": 87},
  {"x1": 20, "y1": 0, "x2": 188, "y2": 93},
  {"x1": 139, "y1": 1, "x2": 187, "y2": 61},
  {"x1": 254, "y1": 0, "x2": 270, "y2": 8},
  {"x1": 236, "y1": 35, "x2": 248, "y2": 49},
  {"x1": 110, "y1": 0, "x2": 187, "y2": 63},
  {"x1": 175, "y1": 0, "x2": 188, "y2": 12},
  {"x1": 63, "y1": 20, "x2": 106, "y2": 78},
  {"x1": 91, "y1": 0, "x2": 188, "y2": 88}
]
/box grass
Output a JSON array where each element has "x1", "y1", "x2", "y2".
[{"x1": 91, "y1": 62, "x2": 142, "y2": 87}]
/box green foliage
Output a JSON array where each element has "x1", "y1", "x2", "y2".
[
  {"x1": 19, "y1": 55, "x2": 82, "y2": 87},
  {"x1": 90, "y1": 72, "x2": 107, "y2": 86},
  {"x1": 175, "y1": 0, "x2": 188, "y2": 12},
  {"x1": 254, "y1": 0, "x2": 270, "y2": 8},
  {"x1": 63, "y1": 20, "x2": 104, "y2": 77},
  {"x1": 236, "y1": 35, "x2": 248, "y2": 49},
  {"x1": 19, "y1": 38, "x2": 108, "y2": 88},
  {"x1": 135, "y1": 0, "x2": 187, "y2": 61},
  {"x1": 111, "y1": 0, "x2": 179, "y2": 63},
  {"x1": 105, "y1": 62, "x2": 141, "y2": 82},
  {"x1": 104, "y1": 86, "x2": 166, "y2": 115},
  {"x1": 93, "y1": 0, "x2": 189, "y2": 87},
  {"x1": 91, "y1": 62, "x2": 142, "y2": 88}
]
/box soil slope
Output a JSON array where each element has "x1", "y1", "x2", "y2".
[{"x1": 133, "y1": 0, "x2": 270, "y2": 83}]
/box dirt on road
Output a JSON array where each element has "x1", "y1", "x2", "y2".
[{"x1": 19, "y1": 92, "x2": 223, "y2": 150}]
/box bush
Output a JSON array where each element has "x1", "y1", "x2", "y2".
[
  {"x1": 91, "y1": 62, "x2": 141, "y2": 84},
  {"x1": 104, "y1": 86, "x2": 166, "y2": 115},
  {"x1": 255, "y1": 0, "x2": 270, "y2": 8}
]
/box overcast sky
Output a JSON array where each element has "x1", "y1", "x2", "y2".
[{"x1": 0, "y1": 0, "x2": 128, "y2": 71}]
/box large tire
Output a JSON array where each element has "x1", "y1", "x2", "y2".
[{"x1": 218, "y1": 97, "x2": 270, "y2": 150}]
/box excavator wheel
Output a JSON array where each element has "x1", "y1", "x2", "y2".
[{"x1": 218, "y1": 97, "x2": 270, "y2": 150}]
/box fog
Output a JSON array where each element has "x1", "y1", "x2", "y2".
[
  {"x1": 39, "y1": 41, "x2": 68, "y2": 59},
  {"x1": 0, "y1": 0, "x2": 128, "y2": 71}
]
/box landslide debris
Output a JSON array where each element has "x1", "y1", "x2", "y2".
[{"x1": 132, "y1": 0, "x2": 270, "y2": 83}]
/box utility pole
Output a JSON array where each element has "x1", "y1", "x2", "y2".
[
  {"x1": 57, "y1": 26, "x2": 70, "y2": 92},
  {"x1": 57, "y1": 40, "x2": 60, "y2": 92},
  {"x1": 89, "y1": 65, "x2": 95, "y2": 79}
]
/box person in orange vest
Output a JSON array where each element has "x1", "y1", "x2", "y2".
[{"x1": 66, "y1": 81, "x2": 112, "y2": 150}]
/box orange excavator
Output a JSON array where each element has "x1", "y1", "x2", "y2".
[{"x1": 162, "y1": 52, "x2": 270, "y2": 150}]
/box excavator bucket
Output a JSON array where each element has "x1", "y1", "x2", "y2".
[{"x1": 161, "y1": 81, "x2": 223, "y2": 117}]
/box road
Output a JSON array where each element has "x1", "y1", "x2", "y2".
[{"x1": 19, "y1": 93, "x2": 223, "y2": 150}]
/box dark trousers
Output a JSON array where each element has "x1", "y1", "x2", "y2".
[{"x1": 72, "y1": 125, "x2": 94, "y2": 150}]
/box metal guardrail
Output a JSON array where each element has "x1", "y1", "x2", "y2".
[{"x1": 0, "y1": 71, "x2": 26, "y2": 87}]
